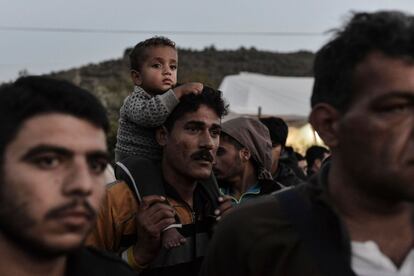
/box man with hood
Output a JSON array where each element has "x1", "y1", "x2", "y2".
[{"x1": 213, "y1": 117, "x2": 285, "y2": 204}]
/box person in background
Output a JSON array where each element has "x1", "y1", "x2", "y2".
[
  {"x1": 259, "y1": 117, "x2": 305, "y2": 185},
  {"x1": 305, "y1": 145, "x2": 330, "y2": 177},
  {"x1": 214, "y1": 117, "x2": 284, "y2": 205},
  {"x1": 294, "y1": 152, "x2": 307, "y2": 177}
]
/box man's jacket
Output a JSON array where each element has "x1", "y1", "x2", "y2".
[
  {"x1": 200, "y1": 163, "x2": 354, "y2": 276},
  {"x1": 87, "y1": 160, "x2": 217, "y2": 276}
]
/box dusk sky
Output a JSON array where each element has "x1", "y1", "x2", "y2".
[{"x1": 1, "y1": 0, "x2": 413, "y2": 82}]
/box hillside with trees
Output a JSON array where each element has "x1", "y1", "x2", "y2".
[{"x1": 45, "y1": 47, "x2": 315, "y2": 160}]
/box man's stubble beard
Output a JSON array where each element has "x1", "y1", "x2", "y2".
[{"x1": 0, "y1": 179, "x2": 92, "y2": 260}]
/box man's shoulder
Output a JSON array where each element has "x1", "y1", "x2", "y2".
[
  {"x1": 203, "y1": 184, "x2": 332, "y2": 276},
  {"x1": 203, "y1": 193, "x2": 305, "y2": 276},
  {"x1": 275, "y1": 163, "x2": 305, "y2": 187},
  {"x1": 106, "y1": 180, "x2": 134, "y2": 199},
  {"x1": 68, "y1": 247, "x2": 136, "y2": 275},
  {"x1": 217, "y1": 194, "x2": 295, "y2": 243},
  {"x1": 218, "y1": 184, "x2": 317, "y2": 241},
  {"x1": 104, "y1": 180, "x2": 138, "y2": 216}
]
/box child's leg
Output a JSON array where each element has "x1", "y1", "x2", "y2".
[
  {"x1": 162, "y1": 208, "x2": 185, "y2": 249},
  {"x1": 162, "y1": 226, "x2": 186, "y2": 249}
]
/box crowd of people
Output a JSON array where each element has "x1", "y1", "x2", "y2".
[{"x1": 1, "y1": 10, "x2": 414, "y2": 276}]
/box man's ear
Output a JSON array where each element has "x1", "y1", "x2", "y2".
[
  {"x1": 131, "y1": 70, "x2": 142, "y2": 86},
  {"x1": 308, "y1": 103, "x2": 340, "y2": 148},
  {"x1": 155, "y1": 126, "x2": 169, "y2": 146},
  {"x1": 240, "y1": 148, "x2": 251, "y2": 162}
]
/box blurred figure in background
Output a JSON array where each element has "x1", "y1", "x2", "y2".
[
  {"x1": 305, "y1": 145, "x2": 330, "y2": 177},
  {"x1": 260, "y1": 117, "x2": 305, "y2": 185},
  {"x1": 294, "y1": 152, "x2": 307, "y2": 177}
]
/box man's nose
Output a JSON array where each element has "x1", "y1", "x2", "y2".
[
  {"x1": 63, "y1": 158, "x2": 95, "y2": 196},
  {"x1": 200, "y1": 130, "x2": 215, "y2": 149}
]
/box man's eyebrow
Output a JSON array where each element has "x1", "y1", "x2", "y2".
[
  {"x1": 373, "y1": 91, "x2": 414, "y2": 102},
  {"x1": 185, "y1": 121, "x2": 221, "y2": 129},
  {"x1": 87, "y1": 151, "x2": 111, "y2": 162},
  {"x1": 185, "y1": 121, "x2": 206, "y2": 127},
  {"x1": 21, "y1": 145, "x2": 110, "y2": 163},
  {"x1": 210, "y1": 123, "x2": 222, "y2": 130},
  {"x1": 21, "y1": 145, "x2": 73, "y2": 161}
]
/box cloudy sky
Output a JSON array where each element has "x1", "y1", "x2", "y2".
[{"x1": 1, "y1": 0, "x2": 413, "y2": 82}]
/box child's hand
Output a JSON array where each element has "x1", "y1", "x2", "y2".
[{"x1": 173, "y1": 82, "x2": 203, "y2": 98}]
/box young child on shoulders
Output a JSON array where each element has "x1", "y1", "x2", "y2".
[
  {"x1": 116, "y1": 36, "x2": 202, "y2": 162},
  {"x1": 115, "y1": 36, "x2": 202, "y2": 249}
]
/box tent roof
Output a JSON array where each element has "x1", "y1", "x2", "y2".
[{"x1": 219, "y1": 72, "x2": 314, "y2": 123}]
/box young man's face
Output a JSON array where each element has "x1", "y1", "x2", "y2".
[
  {"x1": 214, "y1": 138, "x2": 244, "y2": 183},
  {"x1": 270, "y1": 144, "x2": 282, "y2": 174},
  {"x1": 134, "y1": 46, "x2": 178, "y2": 94},
  {"x1": 298, "y1": 159, "x2": 307, "y2": 176},
  {"x1": 336, "y1": 51, "x2": 414, "y2": 202},
  {"x1": 0, "y1": 113, "x2": 108, "y2": 256},
  {"x1": 161, "y1": 105, "x2": 221, "y2": 182}
]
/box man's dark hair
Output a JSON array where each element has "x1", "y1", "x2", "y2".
[
  {"x1": 0, "y1": 76, "x2": 109, "y2": 168},
  {"x1": 305, "y1": 145, "x2": 329, "y2": 170},
  {"x1": 259, "y1": 117, "x2": 288, "y2": 147},
  {"x1": 312, "y1": 11, "x2": 414, "y2": 112},
  {"x1": 129, "y1": 36, "x2": 176, "y2": 71},
  {"x1": 295, "y1": 152, "x2": 305, "y2": 162},
  {"x1": 164, "y1": 86, "x2": 228, "y2": 131}
]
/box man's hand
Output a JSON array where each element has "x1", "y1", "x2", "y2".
[
  {"x1": 214, "y1": 195, "x2": 233, "y2": 221},
  {"x1": 173, "y1": 82, "x2": 203, "y2": 99},
  {"x1": 133, "y1": 195, "x2": 175, "y2": 265}
]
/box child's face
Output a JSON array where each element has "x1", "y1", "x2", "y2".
[{"x1": 133, "y1": 46, "x2": 178, "y2": 94}]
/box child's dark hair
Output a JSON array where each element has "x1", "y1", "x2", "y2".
[{"x1": 129, "y1": 36, "x2": 176, "y2": 71}]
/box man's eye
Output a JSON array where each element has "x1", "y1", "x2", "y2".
[
  {"x1": 379, "y1": 104, "x2": 411, "y2": 114},
  {"x1": 390, "y1": 105, "x2": 410, "y2": 113},
  {"x1": 216, "y1": 148, "x2": 225, "y2": 156},
  {"x1": 210, "y1": 129, "x2": 221, "y2": 138},
  {"x1": 32, "y1": 156, "x2": 60, "y2": 169},
  {"x1": 151, "y1": 64, "x2": 162, "y2": 69},
  {"x1": 88, "y1": 159, "x2": 108, "y2": 174},
  {"x1": 186, "y1": 126, "x2": 199, "y2": 133},
  {"x1": 170, "y1": 65, "x2": 177, "y2": 70}
]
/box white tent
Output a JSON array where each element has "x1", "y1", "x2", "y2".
[
  {"x1": 219, "y1": 72, "x2": 324, "y2": 153},
  {"x1": 219, "y1": 72, "x2": 314, "y2": 124}
]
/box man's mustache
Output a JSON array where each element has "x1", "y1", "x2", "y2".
[
  {"x1": 191, "y1": 149, "x2": 214, "y2": 163},
  {"x1": 45, "y1": 198, "x2": 96, "y2": 220}
]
